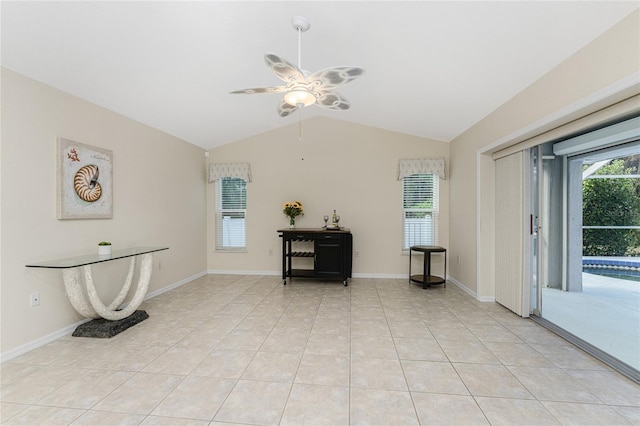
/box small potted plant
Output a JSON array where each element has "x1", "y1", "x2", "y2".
[{"x1": 98, "y1": 241, "x2": 112, "y2": 256}]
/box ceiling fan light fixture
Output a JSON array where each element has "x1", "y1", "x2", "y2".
[
  {"x1": 284, "y1": 89, "x2": 316, "y2": 107},
  {"x1": 231, "y1": 16, "x2": 363, "y2": 117}
]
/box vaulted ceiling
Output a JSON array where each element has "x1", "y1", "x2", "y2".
[{"x1": 2, "y1": 1, "x2": 637, "y2": 149}]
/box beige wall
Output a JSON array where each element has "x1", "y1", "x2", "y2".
[
  {"x1": 207, "y1": 117, "x2": 449, "y2": 277},
  {"x1": 449, "y1": 10, "x2": 640, "y2": 298},
  {"x1": 2, "y1": 8, "x2": 636, "y2": 356},
  {"x1": 0, "y1": 69, "x2": 207, "y2": 355}
]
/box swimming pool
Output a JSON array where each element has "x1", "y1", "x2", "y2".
[
  {"x1": 582, "y1": 257, "x2": 640, "y2": 283},
  {"x1": 583, "y1": 268, "x2": 640, "y2": 282}
]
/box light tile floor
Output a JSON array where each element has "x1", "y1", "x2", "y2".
[{"x1": 2, "y1": 274, "x2": 640, "y2": 425}]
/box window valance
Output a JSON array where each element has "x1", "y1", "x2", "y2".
[
  {"x1": 208, "y1": 163, "x2": 252, "y2": 183},
  {"x1": 397, "y1": 158, "x2": 446, "y2": 180}
]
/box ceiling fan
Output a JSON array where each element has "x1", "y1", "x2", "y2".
[{"x1": 231, "y1": 16, "x2": 365, "y2": 117}]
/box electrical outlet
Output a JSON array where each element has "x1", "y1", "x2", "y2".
[
  {"x1": 158, "y1": 261, "x2": 162, "y2": 270},
  {"x1": 269, "y1": 249, "x2": 273, "y2": 256},
  {"x1": 30, "y1": 293, "x2": 40, "y2": 307},
  {"x1": 355, "y1": 250, "x2": 360, "y2": 258},
  {"x1": 457, "y1": 255, "x2": 461, "y2": 264}
]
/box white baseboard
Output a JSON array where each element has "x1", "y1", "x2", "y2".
[
  {"x1": 352, "y1": 272, "x2": 406, "y2": 279},
  {"x1": 447, "y1": 276, "x2": 476, "y2": 298},
  {"x1": 170, "y1": 270, "x2": 497, "y2": 304},
  {"x1": 207, "y1": 270, "x2": 407, "y2": 280},
  {"x1": 207, "y1": 269, "x2": 280, "y2": 276},
  {"x1": 206, "y1": 270, "x2": 447, "y2": 281},
  {"x1": 1, "y1": 270, "x2": 208, "y2": 364},
  {"x1": 203, "y1": 271, "x2": 498, "y2": 304},
  {"x1": 0, "y1": 318, "x2": 90, "y2": 363},
  {"x1": 447, "y1": 276, "x2": 496, "y2": 302},
  {"x1": 144, "y1": 270, "x2": 208, "y2": 300}
]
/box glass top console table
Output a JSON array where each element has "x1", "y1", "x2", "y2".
[
  {"x1": 26, "y1": 247, "x2": 168, "y2": 269},
  {"x1": 26, "y1": 247, "x2": 168, "y2": 321}
]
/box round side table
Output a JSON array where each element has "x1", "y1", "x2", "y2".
[{"x1": 409, "y1": 245, "x2": 447, "y2": 289}]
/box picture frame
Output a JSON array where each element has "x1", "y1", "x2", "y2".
[{"x1": 57, "y1": 138, "x2": 113, "y2": 219}]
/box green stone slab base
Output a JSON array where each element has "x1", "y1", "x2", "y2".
[{"x1": 72, "y1": 310, "x2": 149, "y2": 338}]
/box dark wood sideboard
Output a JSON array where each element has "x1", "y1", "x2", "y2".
[{"x1": 278, "y1": 228, "x2": 353, "y2": 286}]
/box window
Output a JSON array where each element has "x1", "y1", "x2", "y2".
[
  {"x1": 215, "y1": 177, "x2": 247, "y2": 250},
  {"x1": 402, "y1": 173, "x2": 439, "y2": 249}
]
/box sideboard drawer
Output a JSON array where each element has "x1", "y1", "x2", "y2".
[
  {"x1": 285, "y1": 233, "x2": 314, "y2": 241},
  {"x1": 318, "y1": 233, "x2": 343, "y2": 241}
]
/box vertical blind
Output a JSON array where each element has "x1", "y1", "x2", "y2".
[
  {"x1": 402, "y1": 174, "x2": 439, "y2": 249},
  {"x1": 215, "y1": 177, "x2": 247, "y2": 250},
  {"x1": 495, "y1": 151, "x2": 526, "y2": 316}
]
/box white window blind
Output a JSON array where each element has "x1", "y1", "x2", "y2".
[
  {"x1": 402, "y1": 174, "x2": 439, "y2": 250},
  {"x1": 215, "y1": 177, "x2": 247, "y2": 251}
]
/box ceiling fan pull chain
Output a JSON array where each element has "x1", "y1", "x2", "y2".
[{"x1": 299, "y1": 108, "x2": 304, "y2": 160}]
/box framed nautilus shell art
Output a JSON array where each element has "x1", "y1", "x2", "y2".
[{"x1": 57, "y1": 138, "x2": 113, "y2": 219}]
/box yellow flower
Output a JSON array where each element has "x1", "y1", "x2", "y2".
[{"x1": 283, "y1": 200, "x2": 304, "y2": 218}]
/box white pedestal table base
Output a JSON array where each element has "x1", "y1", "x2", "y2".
[{"x1": 62, "y1": 253, "x2": 154, "y2": 320}]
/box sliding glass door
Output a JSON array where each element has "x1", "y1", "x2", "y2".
[
  {"x1": 529, "y1": 143, "x2": 564, "y2": 314},
  {"x1": 530, "y1": 135, "x2": 640, "y2": 378}
]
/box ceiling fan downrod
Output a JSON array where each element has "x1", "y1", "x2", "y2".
[{"x1": 291, "y1": 16, "x2": 310, "y2": 70}]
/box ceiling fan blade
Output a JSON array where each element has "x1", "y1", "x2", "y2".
[
  {"x1": 316, "y1": 90, "x2": 351, "y2": 111},
  {"x1": 265, "y1": 53, "x2": 304, "y2": 83},
  {"x1": 277, "y1": 99, "x2": 300, "y2": 117},
  {"x1": 230, "y1": 86, "x2": 287, "y2": 94},
  {"x1": 308, "y1": 67, "x2": 365, "y2": 90}
]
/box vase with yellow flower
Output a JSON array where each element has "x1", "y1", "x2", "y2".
[{"x1": 283, "y1": 200, "x2": 304, "y2": 228}]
